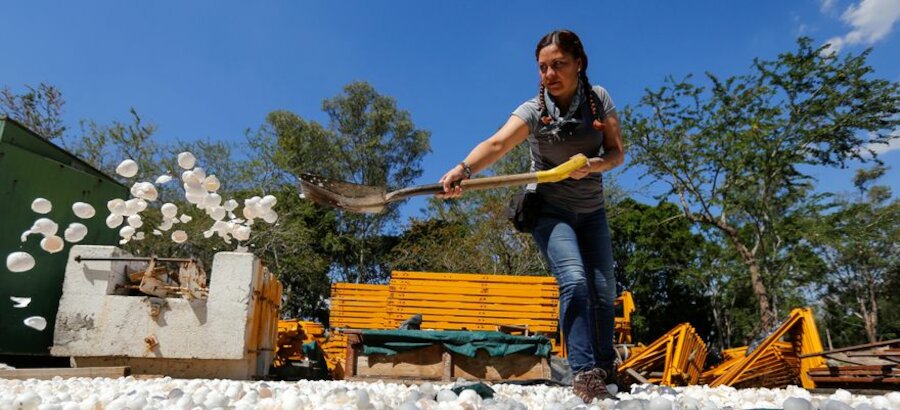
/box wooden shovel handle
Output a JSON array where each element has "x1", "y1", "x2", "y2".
[{"x1": 386, "y1": 154, "x2": 589, "y2": 202}]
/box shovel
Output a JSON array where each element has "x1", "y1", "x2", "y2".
[{"x1": 298, "y1": 154, "x2": 588, "y2": 214}]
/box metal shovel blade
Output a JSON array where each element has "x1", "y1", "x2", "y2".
[
  {"x1": 298, "y1": 173, "x2": 389, "y2": 214},
  {"x1": 298, "y1": 154, "x2": 590, "y2": 214}
]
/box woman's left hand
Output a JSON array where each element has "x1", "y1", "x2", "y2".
[{"x1": 569, "y1": 157, "x2": 598, "y2": 180}]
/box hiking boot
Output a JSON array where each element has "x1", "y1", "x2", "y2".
[
  {"x1": 572, "y1": 368, "x2": 617, "y2": 403},
  {"x1": 603, "y1": 364, "x2": 618, "y2": 384}
]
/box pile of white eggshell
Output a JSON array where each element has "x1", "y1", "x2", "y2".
[
  {"x1": 5, "y1": 152, "x2": 279, "y2": 333},
  {"x1": 0, "y1": 378, "x2": 898, "y2": 410},
  {"x1": 108, "y1": 152, "x2": 278, "y2": 246}
]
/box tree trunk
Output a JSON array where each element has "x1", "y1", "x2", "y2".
[
  {"x1": 711, "y1": 301, "x2": 728, "y2": 351},
  {"x1": 723, "y1": 228, "x2": 776, "y2": 333},
  {"x1": 864, "y1": 277, "x2": 879, "y2": 343}
]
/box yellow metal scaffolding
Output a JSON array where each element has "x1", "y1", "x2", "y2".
[
  {"x1": 618, "y1": 322, "x2": 707, "y2": 386},
  {"x1": 708, "y1": 307, "x2": 826, "y2": 389}
]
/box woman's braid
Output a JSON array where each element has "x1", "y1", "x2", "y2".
[
  {"x1": 580, "y1": 70, "x2": 604, "y2": 131},
  {"x1": 539, "y1": 84, "x2": 552, "y2": 125}
]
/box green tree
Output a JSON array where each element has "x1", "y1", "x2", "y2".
[
  {"x1": 389, "y1": 218, "x2": 478, "y2": 272},
  {"x1": 816, "y1": 165, "x2": 899, "y2": 345},
  {"x1": 267, "y1": 81, "x2": 431, "y2": 284},
  {"x1": 68, "y1": 108, "x2": 164, "y2": 181},
  {"x1": 417, "y1": 143, "x2": 549, "y2": 276},
  {"x1": 608, "y1": 198, "x2": 715, "y2": 343},
  {"x1": 242, "y1": 188, "x2": 338, "y2": 322},
  {"x1": 1, "y1": 83, "x2": 66, "y2": 140},
  {"x1": 695, "y1": 243, "x2": 758, "y2": 350},
  {"x1": 622, "y1": 37, "x2": 900, "y2": 334}
]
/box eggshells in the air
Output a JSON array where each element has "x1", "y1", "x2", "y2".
[
  {"x1": 116, "y1": 159, "x2": 139, "y2": 178},
  {"x1": 6, "y1": 252, "x2": 35, "y2": 272},
  {"x1": 171, "y1": 230, "x2": 188, "y2": 243},
  {"x1": 177, "y1": 152, "x2": 196, "y2": 170},
  {"x1": 72, "y1": 202, "x2": 96, "y2": 219},
  {"x1": 161, "y1": 203, "x2": 178, "y2": 219},
  {"x1": 64, "y1": 223, "x2": 88, "y2": 243},
  {"x1": 31, "y1": 198, "x2": 52, "y2": 214},
  {"x1": 40, "y1": 235, "x2": 64, "y2": 253},
  {"x1": 24, "y1": 316, "x2": 47, "y2": 331}
]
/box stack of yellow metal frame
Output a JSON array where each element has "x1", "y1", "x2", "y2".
[
  {"x1": 329, "y1": 283, "x2": 391, "y2": 329},
  {"x1": 324, "y1": 272, "x2": 639, "y2": 369},
  {"x1": 273, "y1": 320, "x2": 328, "y2": 367},
  {"x1": 299, "y1": 321, "x2": 326, "y2": 343},
  {"x1": 617, "y1": 322, "x2": 707, "y2": 386},
  {"x1": 387, "y1": 271, "x2": 559, "y2": 333},
  {"x1": 702, "y1": 342, "x2": 803, "y2": 387},
  {"x1": 321, "y1": 332, "x2": 349, "y2": 379},
  {"x1": 273, "y1": 320, "x2": 304, "y2": 367},
  {"x1": 699, "y1": 346, "x2": 748, "y2": 384},
  {"x1": 248, "y1": 265, "x2": 284, "y2": 371},
  {"x1": 708, "y1": 307, "x2": 825, "y2": 389},
  {"x1": 616, "y1": 291, "x2": 636, "y2": 344}
]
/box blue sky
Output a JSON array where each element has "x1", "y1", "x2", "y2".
[{"x1": 3, "y1": 1, "x2": 898, "y2": 221}]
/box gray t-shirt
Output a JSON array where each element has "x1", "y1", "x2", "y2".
[{"x1": 512, "y1": 85, "x2": 616, "y2": 213}]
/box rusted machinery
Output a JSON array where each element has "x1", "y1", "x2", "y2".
[
  {"x1": 272, "y1": 319, "x2": 350, "y2": 380},
  {"x1": 78, "y1": 255, "x2": 209, "y2": 301},
  {"x1": 803, "y1": 338, "x2": 900, "y2": 389}
]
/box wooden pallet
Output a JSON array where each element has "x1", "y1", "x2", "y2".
[
  {"x1": 342, "y1": 330, "x2": 550, "y2": 382},
  {"x1": 0, "y1": 367, "x2": 130, "y2": 380}
]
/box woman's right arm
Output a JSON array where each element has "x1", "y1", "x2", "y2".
[{"x1": 438, "y1": 115, "x2": 531, "y2": 198}]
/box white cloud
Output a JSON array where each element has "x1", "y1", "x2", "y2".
[
  {"x1": 825, "y1": 0, "x2": 900, "y2": 52},
  {"x1": 824, "y1": 36, "x2": 846, "y2": 52},
  {"x1": 820, "y1": 0, "x2": 837, "y2": 13},
  {"x1": 859, "y1": 129, "x2": 900, "y2": 157}
]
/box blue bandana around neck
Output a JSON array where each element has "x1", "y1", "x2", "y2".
[{"x1": 540, "y1": 79, "x2": 587, "y2": 141}]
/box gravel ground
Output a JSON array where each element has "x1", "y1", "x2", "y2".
[{"x1": 1, "y1": 377, "x2": 899, "y2": 410}]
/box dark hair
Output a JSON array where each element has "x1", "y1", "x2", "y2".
[{"x1": 535, "y1": 30, "x2": 604, "y2": 130}]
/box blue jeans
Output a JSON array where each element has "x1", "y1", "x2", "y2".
[{"x1": 532, "y1": 201, "x2": 616, "y2": 374}]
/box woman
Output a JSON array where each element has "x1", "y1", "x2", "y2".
[{"x1": 439, "y1": 29, "x2": 624, "y2": 403}]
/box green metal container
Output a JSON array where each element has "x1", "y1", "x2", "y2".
[{"x1": 0, "y1": 116, "x2": 128, "y2": 356}]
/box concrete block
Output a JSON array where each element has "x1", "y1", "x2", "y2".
[{"x1": 51, "y1": 245, "x2": 282, "y2": 380}]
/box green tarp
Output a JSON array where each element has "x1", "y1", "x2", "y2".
[{"x1": 360, "y1": 330, "x2": 552, "y2": 358}]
